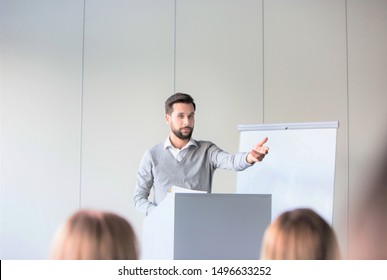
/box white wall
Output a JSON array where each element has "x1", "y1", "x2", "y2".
[
  {"x1": 0, "y1": 0, "x2": 84, "y2": 259},
  {"x1": 1, "y1": 0, "x2": 387, "y2": 259}
]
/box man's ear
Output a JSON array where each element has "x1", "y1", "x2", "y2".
[{"x1": 165, "y1": 114, "x2": 170, "y2": 124}]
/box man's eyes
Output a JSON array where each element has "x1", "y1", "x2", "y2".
[{"x1": 177, "y1": 114, "x2": 194, "y2": 119}]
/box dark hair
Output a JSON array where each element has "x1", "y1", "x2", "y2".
[{"x1": 165, "y1": 93, "x2": 196, "y2": 115}]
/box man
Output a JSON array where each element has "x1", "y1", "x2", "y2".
[{"x1": 133, "y1": 93, "x2": 269, "y2": 215}]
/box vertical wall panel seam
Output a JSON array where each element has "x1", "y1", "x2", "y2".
[
  {"x1": 173, "y1": 0, "x2": 177, "y2": 93},
  {"x1": 79, "y1": 0, "x2": 86, "y2": 210},
  {"x1": 262, "y1": 0, "x2": 265, "y2": 124}
]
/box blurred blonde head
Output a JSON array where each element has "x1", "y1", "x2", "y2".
[
  {"x1": 260, "y1": 208, "x2": 340, "y2": 260},
  {"x1": 50, "y1": 209, "x2": 138, "y2": 260}
]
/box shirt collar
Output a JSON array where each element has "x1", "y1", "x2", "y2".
[{"x1": 164, "y1": 137, "x2": 197, "y2": 150}]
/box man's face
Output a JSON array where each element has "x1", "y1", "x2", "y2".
[{"x1": 166, "y1": 103, "x2": 195, "y2": 140}]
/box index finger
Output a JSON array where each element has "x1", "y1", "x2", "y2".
[{"x1": 257, "y1": 137, "x2": 268, "y2": 147}]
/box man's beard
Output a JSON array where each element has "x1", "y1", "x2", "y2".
[{"x1": 172, "y1": 126, "x2": 193, "y2": 140}]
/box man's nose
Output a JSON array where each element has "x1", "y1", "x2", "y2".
[{"x1": 183, "y1": 117, "x2": 189, "y2": 126}]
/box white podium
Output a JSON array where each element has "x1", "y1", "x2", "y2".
[{"x1": 142, "y1": 193, "x2": 271, "y2": 260}]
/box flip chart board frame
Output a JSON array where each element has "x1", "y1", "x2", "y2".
[{"x1": 236, "y1": 121, "x2": 338, "y2": 224}]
